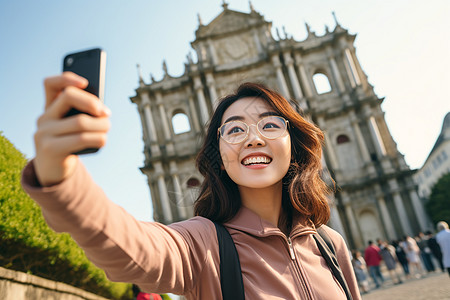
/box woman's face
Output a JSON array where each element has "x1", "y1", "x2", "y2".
[{"x1": 219, "y1": 97, "x2": 291, "y2": 189}]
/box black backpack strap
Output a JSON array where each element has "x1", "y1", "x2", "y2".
[
  {"x1": 214, "y1": 222, "x2": 245, "y2": 300},
  {"x1": 313, "y1": 227, "x2": 353, "y2": 300}
]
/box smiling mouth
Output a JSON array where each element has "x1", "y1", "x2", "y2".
[{"x1": 242, "y1": 156, "x2": 272, "y2": 166}]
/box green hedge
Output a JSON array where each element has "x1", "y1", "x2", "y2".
[
  {"x1": 0, "y1": 132, "x2": 132, "y2": 299},
  {"x1": 426, "y1": 172, "x2": 450, "y2": 225}
]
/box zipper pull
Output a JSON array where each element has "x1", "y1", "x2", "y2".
[{"x1": 288, "y1": 237, "x2": 296, "y2": 260}]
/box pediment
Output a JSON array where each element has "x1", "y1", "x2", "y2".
[{"x1": 195, "y1": 9, "x2": 268, "y2": 40}]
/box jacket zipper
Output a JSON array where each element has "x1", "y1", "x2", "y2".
[
  {"x1": 285, "y1": 235, "x2": 313, "y2": 300},
  {"x1": 288, "y1": 237, "x2": 296, "y2": 260}
]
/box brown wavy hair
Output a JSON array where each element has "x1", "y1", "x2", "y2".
[{"x1": 194, "y1": 82, "x2": 330, "y2": 227}]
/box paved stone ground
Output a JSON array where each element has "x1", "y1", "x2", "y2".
[{"x1": 362, "y1": 271, "x2": 450, "y2": 300}]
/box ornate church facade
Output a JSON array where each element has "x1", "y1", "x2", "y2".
[{"x1": 130, "y1": 3, "x2": 430, "y2": 249}]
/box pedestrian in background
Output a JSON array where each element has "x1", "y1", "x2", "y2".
[
  {"x1": 426, "y1": 230, "x2": 445, "y2": 272},
  {"x1": 132, "y1": 284, "x2": 163, "y2": 300},
  {"x1": 417, "y1": 232, "x2": 435, "y2": 273},
  {"x1": 378, "y1": 240, "x2": 403, "y2": 285},
  {"x1": 401, "y1": 236, "x2": 423, "y2": 278},
  {"x1": 392, "y1": 240, "x2": 410, "y2": 278},
  {"x1": 352, "y1": 250, "x2": 370, "y2": 294},
  {"x1": 436, "y1": 221, "x2": 450, "y2": 277},
  {"x1": 364, "y1": 240, "x2": 384, "y2": 288}
]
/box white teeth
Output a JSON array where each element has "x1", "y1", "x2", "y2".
[{"x1": 242, "y1": 156, "x2": 272, "y2": 165}]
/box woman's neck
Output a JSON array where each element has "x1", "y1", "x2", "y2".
[{"x1": 238, "y1": 181, "x2": 283, "y2": 229}]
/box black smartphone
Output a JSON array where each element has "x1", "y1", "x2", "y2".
[{"x1": 62, "y1": 48, "x2": 106, "y2": 154}]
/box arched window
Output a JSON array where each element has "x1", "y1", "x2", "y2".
[
  {"x1": 186, "y1": 178, "x2": 200, "y2": 188},
  {"x1": 312, "y1": 73, "x2": 332, "y2": 94},
  {"x1": 172, "y1": 112, "x2": 191, "y2": 134},
  {"x1": 336, "y1": 134, "x2": 350, "y2": 144}
]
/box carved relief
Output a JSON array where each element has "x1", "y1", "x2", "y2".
[{"x1": 215, "y1": 33, "x2": 257, "y2": 65}]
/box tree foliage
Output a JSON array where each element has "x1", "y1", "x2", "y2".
[
  {"x1": 0, "y1": 132, "x2": 132, "y2": 299},
  {"x1": 426, "y1": 172, "x2": 450, "y2": 225}
]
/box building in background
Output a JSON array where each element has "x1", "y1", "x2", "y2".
[
  {"x1": 414, "y1": 112, "x2": 450, "y2": 199},
  {"x1": 130, "y1": 3, "x2": 430, "y2": 249}
]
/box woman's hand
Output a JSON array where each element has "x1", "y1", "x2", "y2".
[{"x1": 34, "y1": 72, "x2": 111, "y2": 187}]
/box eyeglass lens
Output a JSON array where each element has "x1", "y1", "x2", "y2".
[{"x1": 220, "y1": 116, "x2": 287, "y2": 143}]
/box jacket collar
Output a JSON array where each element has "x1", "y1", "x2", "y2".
[{"x1": 224, "y1": 206, "x2": 316, "y2": 238}]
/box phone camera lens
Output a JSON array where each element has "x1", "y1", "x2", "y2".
[{"x1": 66, "y1": 57, "x2": 74, "y2": 67}]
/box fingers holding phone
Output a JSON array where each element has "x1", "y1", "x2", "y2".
[
  {"x1": 62, "y1": 48, "x2": 106, "y2": 154},
  {"x1": 37, "y1": 85, "x2": 111, "y2": 150},
  {"x1": 43, "y1": 72, "x2": 88, "y2": 108},
  {"x1": 43, "y1": 84, "x2": 110, "y2": 120},
  {"x1": 34, "y1": 48, "x2": 108, "y2": 187}
]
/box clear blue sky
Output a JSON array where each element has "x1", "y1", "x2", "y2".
[{"x1": 1, "y1": 0, "x2": 449, "y2": 222}]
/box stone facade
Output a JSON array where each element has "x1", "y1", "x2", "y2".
[
  {"x1": 414, "y1": 112, "x2": 450, "y2": 199},
  {"x1": 130, "y1": 4, "x2": 430, "y2": 249}
]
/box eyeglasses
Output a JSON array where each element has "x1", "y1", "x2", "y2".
[{"x1": 218, "y1": 116, "x2": 289, "y2": 144}]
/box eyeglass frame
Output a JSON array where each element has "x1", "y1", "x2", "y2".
[{"x1": 217, "y1": 115, "x2": 290, "y2": 144}]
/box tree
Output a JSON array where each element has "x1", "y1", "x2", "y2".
[
  {"x1": 425, "y1": 172, "x2": 450, "y2": 225},
  {"x1": 0, "y1": 132, "x2": 131, "y2": 299}
]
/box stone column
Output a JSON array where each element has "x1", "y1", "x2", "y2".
[
  {"x1": 155, "y1": 93, "x2": 172, "y2": 141},
  {"x1": 155, "y1": 162, "x2": 173, "y2": 223},
  {"x1": 155, "y1": 92, "x2": 174, "y2": 155},
  {"x1": 187, "y1": 92, "x2": 201, "y2": 133},
  {"x1": 138, "y1": 107, "x2": 149, "y2": 143},
  {"x1": 283, "y1": 52, "x2": 303, "y2": 100},
  {"x1": 271, "y1": 55, "x2": 290, "y2": 98},
  {"x1": 328, "y1": 56, "x2": 346, "y2": 94},
  {"x1": 344, "y1": 48, "x2": 361, "y2": 86},
  {"x1": 367, "y1": 115, "x2": 387, "y2": 157},
  {"x1": 389, "y1": 179, "x2": 413, "y2": 236},
  {"x1": 328, "y1": 197, "x2": 347, "y2": 241},
  {"x1": 409, "y1": 189, "x2": 429, "y2": 230},
  {"x1": 317, "y1": 117, "x2": 339, "y2": 170},
  {"x1": 342, "y1": 192, "x2": 364, "y2": 248},
  {"x1": 347, "y1": 46, "x2": 368, "y2": 90},
  {"x1": 141, "y1": 92, "x2": 161, "y2": 156},
  {"x1": 170, "y1": 161, "x2": 188, "y2": 220},
  {"x1": 294, "y1": 53, "x2": 314, "y2": 98},
  {"x1": 206, "y1": 73, "x2": 218, "y2": 109},
  {"x1": 377, "y1": 195, "x2": 397, "y2": 241},
  {"x1": 349, "y1": 113, "x2": 371, "y2": 163},
  {"x1": 343, "y1": 53, "x2": 356, "y2": 88},
  {"x1": 141, "y1": 92, "x2": 157, "y2": 141},
  {"x1": 323, "y1": 132, "x2": 339, "y2": 170},
  {"x1": 193, "y1": 76, "x2": 210, "y2": 125}
]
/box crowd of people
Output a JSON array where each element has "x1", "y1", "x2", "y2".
[{"x1": 351, "y1": 221, "x2": 450, "y2": 295}]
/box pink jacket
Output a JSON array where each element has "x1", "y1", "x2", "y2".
[{"x1": 21, "y1": 161, "x2": 360, "y2": 300}]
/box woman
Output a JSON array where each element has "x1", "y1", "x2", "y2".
[
  {"x1": 22, "y1": 73, "x2": 360, "y2": 299},
  {"x1": 351, "y1": 250, "x2": 369, "y2": 294},
  {"x1": 401, "y1": 236, "x2": 424, "y2": 278}
]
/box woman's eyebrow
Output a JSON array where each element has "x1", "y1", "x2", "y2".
[
  {"x1": 259, "y1": 111, "x2": 280, "y2": 118},
  {"x1": 223, "y1": 115, "x2": 245, "y2": 123},
  {"x1": 223, "y1": 111, "x2": 279, "y2": 124}
]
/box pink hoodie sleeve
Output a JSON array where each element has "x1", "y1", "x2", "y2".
[{"x1": 20, "y1": 160, "x2": 219, "y2": 295}]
